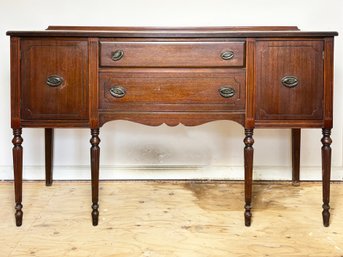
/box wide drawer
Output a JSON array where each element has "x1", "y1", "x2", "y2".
[
  {"x1": 100, "y1": 41, "x2": 245, "y2": 67},
  {"x1": 99, "y1": 69, "x2": 246, "y2": 112}
]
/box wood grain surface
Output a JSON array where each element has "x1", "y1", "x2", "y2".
[
  {"x1": 20, "y1": 39, "x2": 89, "y2": 121},
  {"x1": 100, "y1": 41, "x2": 245, "y2": 67},
  {"x1": 255, "y1": 40, "x2": 324, "y2": 121},
  {"x1": 99, "y1": 69, "x2": 246, "y2": 111},
  {"x1": 1, "y1": 181, "x2": 342, "y2": 257}
]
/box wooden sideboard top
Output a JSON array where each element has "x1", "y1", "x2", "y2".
[{"x1": 7, "y1": 26, "x2": 338, "y2": 38}]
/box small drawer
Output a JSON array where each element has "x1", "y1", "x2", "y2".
[
  {"x1": 100, "y1": 41, "x2": 245, "y2": 67},
  {"x1": 99, "y1": 69, "x2": 246, "y2": 112}
]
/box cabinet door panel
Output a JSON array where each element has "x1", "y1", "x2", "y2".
[
  {"x1": 21, "y1": 39, "x2": 88, "y2": 120},
  {"x1": 256, "y1": 40, "x2": 324, "y2": 120}
]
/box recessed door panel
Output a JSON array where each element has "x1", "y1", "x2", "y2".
[
  {"x1": 21, "y1": 39, "x2": 88, "y2": 120},
  {"x1": 256, "y1": 40, "x2": 324, "y2": 120}
]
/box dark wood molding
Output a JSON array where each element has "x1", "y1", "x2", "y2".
[
  {"x1": 323, "y1": 38, "x2": 334, "y2": 128},
  {"x1": 46, "y1": 25, "x2": 301, "y2": 31},
  {"x1": 245, "y1": 38, "x2": 256, "y2": 128},
  {"x1": 10, "y1": 37, "x2": 21, "y2": 128},
  {"x1": 6, "y1": 28, "x2": 338, "y2": 38},
  {"x1": 88, "y1": 38, "x2": 99, "y2": 128}
]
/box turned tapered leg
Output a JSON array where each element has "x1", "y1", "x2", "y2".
[
  {"x1": 90, "y1": 128, "x2": 100, "y2": 226},
  {"x1": 291, "y1": 128, "x2": 301, "y2": 186},
  {"x1": 321, "y1": 128, "x2": 332, "y2": 227},
  {"x1": 12, "y1": 128, "x2": 23, "y2": 226},
  {"x1": 244, "y1": 128, "x2": 254, "y2": 226},
  {"x1": 45, "y1": 128, "x2": 54, "y2": 186}
]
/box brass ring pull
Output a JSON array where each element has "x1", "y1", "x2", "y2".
[
  {"x1": 281, "y1": 76, "x2": 299, "y2": 88},
  {"x1": 110, "y1": 86, "x2": 126, "y2": 98},
  {"x1": 46, "y1": 75, "x2": 64, "y2": 87},
  {"x1": 221, "y1": 51, "x2": 234, "y2": 60},
  {"x1": 111, "y1": 50, "x2": 124, "y2": 61},
  {"x1": 219, "y1": 87, "x2": 235, "y2": 98}
]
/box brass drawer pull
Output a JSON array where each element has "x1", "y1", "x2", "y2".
[
  {"x1": 110, "y1": 86, "x2": 126, "y2": 98},
  {"x1": 219, "y1": 87, "x2": 235, "y2": 98},
  {"x1": 111, "y1": 50, "x2": 124, "y2": 61},
  {"x1": 46, "y1": 75, "x2": 64, "y2": 87},
  {"x1": 281, "y1": 76, "x2": 299, "y2": 88},
  {"x1": 221, "y1": 51, "x2": 234, "y2": 60}
]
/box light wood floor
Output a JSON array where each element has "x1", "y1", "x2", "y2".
[{"x1": 1, "y1": 181, "x2": 343, "y2": 257}]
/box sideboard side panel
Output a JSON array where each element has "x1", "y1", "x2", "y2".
[
  {"x1": 88, "y1": 38, "x2": 99, "y2": 128},
  {"x1": 245, "y1": 38, "x2": 256, "y2": 128},
  {"x1": 10, "y1": 37, "x2": 21, "y2": 128},
  {"x1": 323, "y1": 37, "x2": 334, "y2": 129}
]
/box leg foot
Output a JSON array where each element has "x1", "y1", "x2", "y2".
[
  {"x1": 45, "y1": 128, "x2": 54, "y2": 186},
  {"x1": 321, "y1": 128, "x2": 332, "y2": 227},
  {"x1": 15, "y1": 203, "x2": 23, "y2": 226},
  {"x1": 12, "y1": 128, "x2": 23, "y2": 227},
  {"x1": 92, "y1": 203, "x2": 99, "y2": 226},
  {"x1": 90, "y1": 128, "x2": 100, "y2": 226},
  {"x1": 244, "y1": 204, "x2": 252, "y2": 226},
  {"x1": 322, "y1": 203, "x2": 330, "y2": 227},
  {"x1": 244, "y1": 128, "x2": 254, "y2": 227},
  {"x1": 291, "y1": 128, "x2": 301, "y2": 186}
]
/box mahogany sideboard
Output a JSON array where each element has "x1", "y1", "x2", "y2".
[{"x1": 7, "y1": 26, "x2": 338, "y2": 227}]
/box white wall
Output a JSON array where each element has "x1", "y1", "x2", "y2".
[{"x1": 0, "y1": 0, "x2": 342, "y2": 180}]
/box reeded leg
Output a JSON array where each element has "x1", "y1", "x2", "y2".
[
  {"x1": 90, "y1": 128, "x2": 100, "y2": 226},
  {"x1": 12, "y1": 128, "x2": 23, "y2": 226},
  {"x1": 291, "y1": 128, "x2": 301, "y2": 186},
  {"x1": 45, "y1": 128, "x2": 54, "y2": 186},
  {"x1": 321, "y1": 128, "x2": 332, "y2": 227},
  {"x1": 244, "y1": 128, "x2": 254, "y2": 226}
]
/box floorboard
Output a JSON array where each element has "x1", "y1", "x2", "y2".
[{"x1": 0, "y1": 181, "x2": 342, "y2": 257}]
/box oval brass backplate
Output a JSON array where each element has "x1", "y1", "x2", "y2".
[
  {"x1": 219, "y1": 87, "x2": 235, "y2": 98},
  {"x1": 111, "y1": 50, "x2": 124, "y2": 61},
  {"x1": 281, "y1": 76, "x2": 299, "y2": 88},
  {"x1": 110, "y1": 86, "x2": 126, "y2": 98},
  {"x1": 46, "y1": 75, "x2": 64, "y2": 87},
  {"x1": 221, "y1": 51, "x2": 234, "y2": 60}
]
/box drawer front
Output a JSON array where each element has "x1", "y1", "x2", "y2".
[
  {"x1": 99, "y1": 69, "x2": 245, "y2": 112},
  {"x1": 100, "y1": 41, "x2": 245, "y2": 67},
  {"x1": 21, "y1": 39, "x2": 88, "y2": 120},
  {"x1": 255, "y1": 40, "x2": 324, "y2": 120}
]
